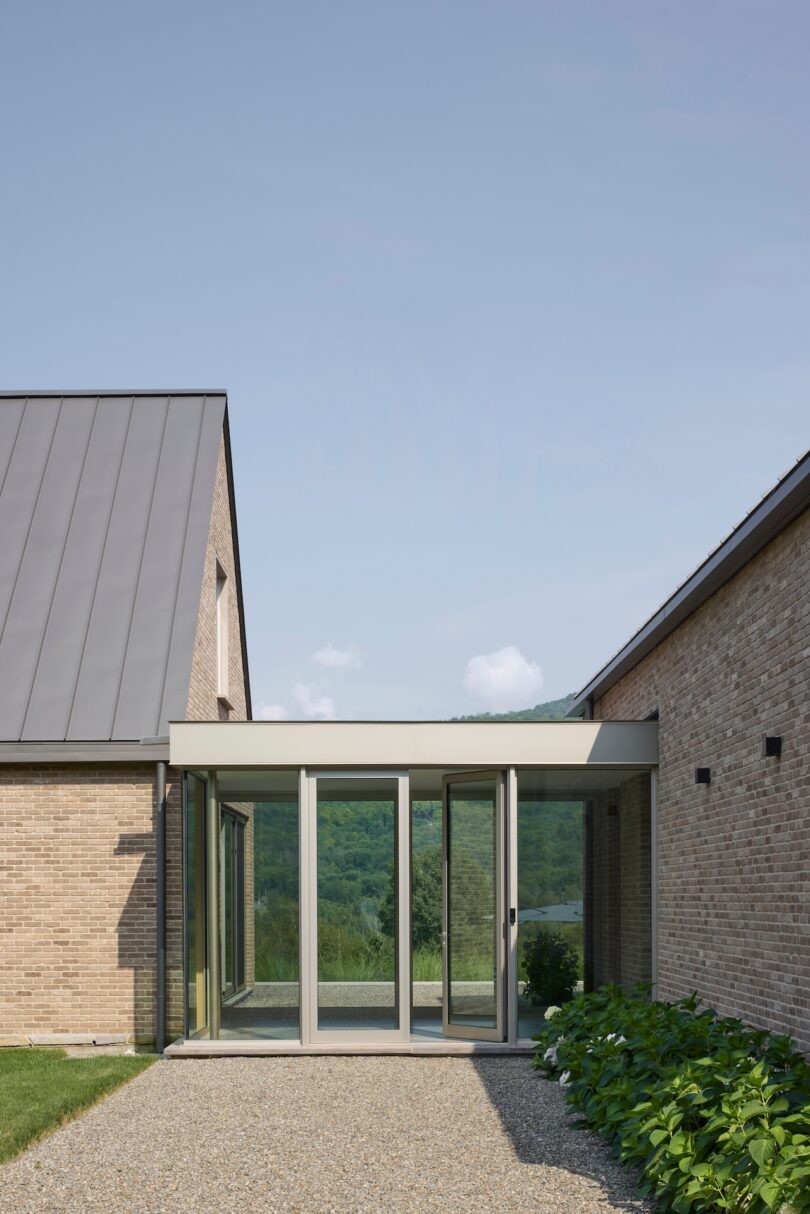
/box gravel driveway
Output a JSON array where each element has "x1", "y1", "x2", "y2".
[{"x1": 0, "y1": 1056, "x2": 651, "y2": 1213}]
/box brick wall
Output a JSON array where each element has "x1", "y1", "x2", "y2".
[
  {"x1": 595, "y1": 506, "x2": 810, "y2": 1051},
  {"x1": 0, "y1": 765, "x2": 179, "y2": 1041},
  {"x1": 185, "y1": 434, "x2": 248, "y2": 723}
]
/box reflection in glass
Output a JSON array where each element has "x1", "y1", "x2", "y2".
[
  {"x1": 222, "y1": 813, "x2": 235, "y2": 995},
  {"x1": 216, "y1": 771, "x2": 300, "y2": 1040},
  {"x1": 516, "y1": 769, "x2": 652, "y2": 1039},
  {"x1": 185, "y1": 776, "x2": 207, "y2": 1036},
  {"x1": 316, "y1": 777, "x2": 398, "y2": 1032},
  {"x1": 409, "y1": 796, "x2": 444, "y2": 1038},
  {"x1": 446, "y1": 779, "x2": 499, "y2": 1030},
  {"x1": 517, "y1": 796, "x2": 584, "y2": 1040}
]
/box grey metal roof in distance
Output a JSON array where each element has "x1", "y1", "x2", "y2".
[
  {"x1": 569, "y1": 447, "x2": 810, "y2": 716},
  {"x1": 0, "y1": 392, "x2": 227, "y2": 742}
]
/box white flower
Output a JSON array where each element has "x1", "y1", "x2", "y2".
[
  {"x1": 543, "y1": 1046, "x2": 558, "y2": 1064},
  {"x1": 544, "y1": 1005, "x2": 561, "y2": 1021},
  {"x1": 559, "y1": 1070, "x2": 571, "y2": 1086}
]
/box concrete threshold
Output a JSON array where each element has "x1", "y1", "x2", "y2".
[{"x1": 165, "y1": 1038, "x2": 536, "y2": 1058}]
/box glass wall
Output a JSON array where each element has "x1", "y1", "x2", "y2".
[
  {"x1": 410, "y1": 789, "x2": 443, "y2": 1038},
  {"x1": 516, "y1": 768, "x2": 652, "y2": 1039},
  {"x1": 184, "y1": 775, "x2": 207, "y2": 1036},
  {"x1": 216, "y1": 770, "x2": 300, "y2": 1040},
  {"x1": 445, "y1": 776, "x2": 501, "y2": 1033},
  {"x1": 315, "y1": 776, "x2": 399, "y2": 1032},
  {"x1": 183, "y1": 762, "x2": 652, "y2": 1045}
]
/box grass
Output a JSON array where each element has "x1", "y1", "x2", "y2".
[
  {"x1": 255, "y1": 943, "x2": 493, "y2": 984},
  {"x1": 0, "y1": 1048, "x2": 156, "y2": 1166}
]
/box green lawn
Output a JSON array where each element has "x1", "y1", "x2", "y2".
[{"x1": 0, "y1": 1048, "x2": 156, "y2": 1165}]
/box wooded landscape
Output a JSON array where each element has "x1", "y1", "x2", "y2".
[{"x1": 249, "y1": 695, "x2": 583, "y2": 986}]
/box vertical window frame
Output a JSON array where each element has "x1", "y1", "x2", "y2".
[{"x1": 215, "y1": 560, "x2": 231, "y2": 706}]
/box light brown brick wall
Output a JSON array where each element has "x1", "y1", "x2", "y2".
[
  {"x1": 186, "y1": 434, "x2": 248, "y2": 723},
  {"x1": 595, "y1": 506, "x2": 810, "y2": 1051},
  {"x1": 0, "y1": 765, "x2": 181, "y2": 1041}
]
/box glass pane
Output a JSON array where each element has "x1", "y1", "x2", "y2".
[
  {"x1": 222, "y1": 815, "x2": 234, "y2": 994},
  {"x1": 217, "y1": 771, "x2": 300, "y2": 1041},
  {"x1": 447, "y1": 779, "x2": 498, "y2": 1029},
  {"x1": 185, "y1": 776, "x2": 207, "y2": 1035},
  {"x1": 516, "y1": 768, "x2": 652, "y2": 1039},
  {"x1": 316, "y1": 777, "x2": 399, "y2": 1032},
  {"x1": 410, "y1": 796, "x2": 443, "y2": 1039},
  {"x1": 516, "y1": 795, "x2": 584, "y2": 1039}
]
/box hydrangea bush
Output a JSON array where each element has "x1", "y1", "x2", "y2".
[{"x1": 533, "y1": 986, "x2": 810, "y2": 1213}]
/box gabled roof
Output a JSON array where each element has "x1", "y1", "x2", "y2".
[
  {"x1": 569, "y1": 447, "x2": 810, "y2": 716},
  {"x1": 0, "y1": 391, "x2": 237, "y2": 742}
]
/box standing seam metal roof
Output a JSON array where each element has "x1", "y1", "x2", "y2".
[{"x1": 0, "y1": 392, "x2": 229, "y2": 742}]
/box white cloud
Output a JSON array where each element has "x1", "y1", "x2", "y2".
[
  {"x1": 293, "y1": 683, "x2": 337, "y2": 719},
  {"x1": 255, "y1": 702, "x2": 289, "y2": 720},
  {"x1": 463, "y1": 646, "x2": 544, "y2": 711},
  {"x1": 311, "y1": 643, "x2": 362, "y2": 669}
]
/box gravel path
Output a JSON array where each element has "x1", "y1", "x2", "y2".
[{"x1": 0, "y1": 1056, "x2": 651, "y2": 1213}]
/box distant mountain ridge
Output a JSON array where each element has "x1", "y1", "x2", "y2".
[{"x1": 451, "y1": 693, "x2": 576, "y2": 722}]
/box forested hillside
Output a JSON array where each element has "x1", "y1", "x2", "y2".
[{"x1": 452, "y1": 693, "x2": 576, "y2": 722}]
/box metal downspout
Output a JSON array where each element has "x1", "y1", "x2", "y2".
[{"x1": 155, "y1": 761, "x2": 167, "y2": 1054}]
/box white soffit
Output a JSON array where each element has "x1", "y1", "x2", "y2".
[{"x1": 170, "y1": 720, "x2": 658, "y2": 770}]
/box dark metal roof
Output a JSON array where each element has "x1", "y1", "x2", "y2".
[
  {"x1": 0, "y1": 392, "x2": 230, "y2": 742},
  {"x1": 569, "y1": 448, "x2": 810, "y2": 716}
]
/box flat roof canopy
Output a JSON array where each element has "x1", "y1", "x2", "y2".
[{"x1": 170, "y1": 719, "x2": 657, "y2": 770}]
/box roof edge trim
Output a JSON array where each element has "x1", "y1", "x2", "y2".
[
  {"x1": 0, "y1": 390, "x2": 228, "y2": 398},
  {"x1": 0, "y1": 740, "x2": 169, "y2": 762},
  {"x1": 223, "y1": 406, "x2": 252, "y2": 720}
]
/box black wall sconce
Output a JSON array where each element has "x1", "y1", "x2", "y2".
[
  {"x1": 763, "y1": 735, "x2": 782, "y2": 758},
  {"x1": 695, "y1": 767, "x2": 711, "y2": 785}
]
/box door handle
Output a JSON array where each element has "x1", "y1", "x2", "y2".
[{"x1": 509, "y1": 908, "x2": 516, "y2": 926}]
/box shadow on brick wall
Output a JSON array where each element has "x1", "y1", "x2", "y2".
[{"x1": 115, "y1": 831, "x2": 155, "y2": 1043}]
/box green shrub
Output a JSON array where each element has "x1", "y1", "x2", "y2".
[
  {"x1": 522, "y1": 928, "x2": 580, "y2": 1006},
  {"x1": 533, "y1": 986, "x2": 810, "y2": 1213}
]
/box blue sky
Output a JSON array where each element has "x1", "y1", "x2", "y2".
[{"x1": 1, "y1": 2, "x2": 808, "y2": 719}]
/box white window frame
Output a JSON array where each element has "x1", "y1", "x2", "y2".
[{"x1": 215, "y1": 562, "x2": 231, "y2": 707}]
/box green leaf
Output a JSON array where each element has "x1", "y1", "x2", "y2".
[
  {"x1": 749, "y1": 1137, "x2": 776, "y2": 1167},
  {"x1": 740, "y1": 1101, "x2": 770, "y2": 1121},
  {"x1": 758, "y1": 1180, "x2": 782, "y2": 1209}
]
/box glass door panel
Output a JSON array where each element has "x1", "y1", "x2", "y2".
[
  {"x1": 220, "y1": 807, "x2": 246, "y2": 1003},
  {"x1": 442, "y1": 772, "x2": 505, "y2": 1041},
  {"x1": 312, "y1": 775, "x2": 405, "y2": 1036}
]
